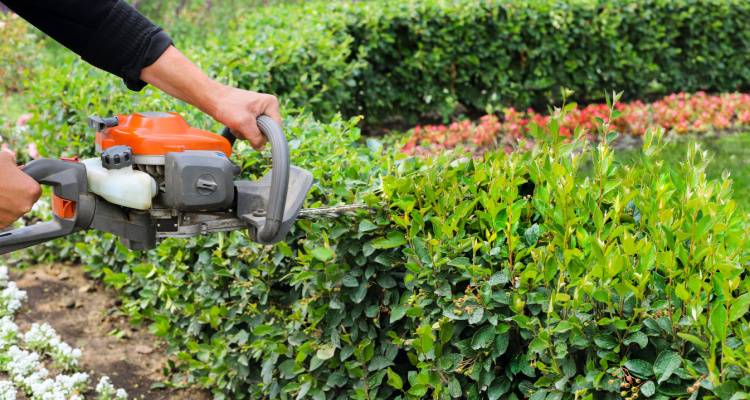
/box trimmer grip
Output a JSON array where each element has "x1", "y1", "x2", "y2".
[
  {"x1": 221, "y1": 116, "x2": 290, "y2": 244},
  {"x1": 0, "y1": 159, "x2": 92, "y2": 255}
]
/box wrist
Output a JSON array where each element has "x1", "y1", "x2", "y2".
[{"x1": 201, "y1": 81, "x2": 231, "y2": 121}]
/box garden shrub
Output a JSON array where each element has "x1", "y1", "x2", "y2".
[
  {"x1": 0, "y1": 13, "x2": 41, "y2": 94},
  {"x1": 220, "y1": 0, "x2": 750, "y2": 125},
  {"x1": 21, "y1": 106, "x2": 748, "y2": 399},
  {"x1": 5, "y1": 1, "x2": 750, "y2": 398}
]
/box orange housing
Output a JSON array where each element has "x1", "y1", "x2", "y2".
[{"x1": 95, "y1": 112, "x2": 232, "y2": 157}]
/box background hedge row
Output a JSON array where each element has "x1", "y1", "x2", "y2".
[{"x1": 217, "y1": 0, "x2": 750, "y2": 126}]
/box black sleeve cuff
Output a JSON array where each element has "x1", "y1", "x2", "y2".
[{"x1": 123, "y1": 31, "x2": 173, "y2": 91}]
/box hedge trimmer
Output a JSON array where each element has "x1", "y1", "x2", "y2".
[{"x1": 0, "y1": 112, "x2": 364, "y2": 255}]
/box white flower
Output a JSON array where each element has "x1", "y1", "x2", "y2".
[
  {"x1": 23, "y1": 323, "x2": 80, "y2": 371},
  {"x1": 0, "y1": 380, "x2": 16, "y2": 400},
  {"x1": 95, "y1": 375, "x2": 127, "y2": 399},
  {"x1": 5, "y1": 346, "x2": 41, "y2": 378},
  {"x1": 0, "y1": 283, "x2": 26, "y2": 316},
  {"x1": 49, "y1": 341, "x2": 81, "y2": 370},
  {"x1": 0, "y1": 266, "x2": 9, "y2": 288},
  {"x1": 24, "y1": 323, "x2": 58, "y2": 353},
  {"x1": 0, "y1": 316, "x2": 18, "y2": 349}
]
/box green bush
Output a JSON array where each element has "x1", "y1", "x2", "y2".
[
  {"x1": 20, "y1": 105, "x2": 747, "y2": 399},
  {"x1": 221, "y1": 0, "x2": 750, "y2": 125}
]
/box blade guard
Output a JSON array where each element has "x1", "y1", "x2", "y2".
[{"x1": 227, "y1": 117, "x2": 313, "y2": 244}]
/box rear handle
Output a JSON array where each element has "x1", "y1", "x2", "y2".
[{"x1": 0, "y1": 159, "x2": 93, "y2": 255}]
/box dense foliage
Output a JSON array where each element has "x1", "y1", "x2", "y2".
[
  {"x1": 5, "y1": 1, "x2": 750, "y2": 399},
  {"x1": 13, "y1": 106, "x2": 750, "y2": 399},
  {"x1": 214, "y1": 0, "x2": 750, "y2": 125}
]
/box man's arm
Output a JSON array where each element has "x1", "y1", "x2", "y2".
[{"x1": 140, "y1": 46, "x2": 279, "y2": 149}]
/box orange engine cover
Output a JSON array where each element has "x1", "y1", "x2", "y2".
[{"x1": 95, "y1": 112, "x2": 232, "y2": 157}]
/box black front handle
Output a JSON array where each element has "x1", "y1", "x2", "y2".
[
  {"x1": 222, "y1": 116, "x2": 289, "y2": 243},
  {"x1": 0, "y1": 159, "x2": 93, "y2": 255}
]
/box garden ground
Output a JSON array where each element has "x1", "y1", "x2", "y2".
[{"x1": 9, "y1": 264, "x2": 209, "y2": 400}]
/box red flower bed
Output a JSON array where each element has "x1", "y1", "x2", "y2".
[{"x1": 401, "y1": 92, "x2": 750, "y2": 156}]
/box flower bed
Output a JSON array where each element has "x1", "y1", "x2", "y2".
[
  {"x1": 0, "y1": 266, "x2": 128, "y2": 400},
  {"x1": 401, "y1": 92, "x2": 750, "y2": 156}
]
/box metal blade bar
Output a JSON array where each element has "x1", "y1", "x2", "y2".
[
  {"x1": 156, "y1": 204, "x2": 371, "y2": 239},
  {"x1": 297, "y1": 204, "x2": 372, "y2": 218}
]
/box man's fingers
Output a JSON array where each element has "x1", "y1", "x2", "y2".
[
  {"x1": 263, "y1": 96, "x2": 283, "y2": 126},
  {"x1": 236, "y1": 115, "x2": 267, "y2": 150}
]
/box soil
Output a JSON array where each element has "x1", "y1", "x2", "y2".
[{"x1": 10, "y1": 264, "x2": 211, "y2": 400}]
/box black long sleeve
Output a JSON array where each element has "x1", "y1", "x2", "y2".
[{"x1": 4, "y1": 0, "x2": 172, "y2": 91}]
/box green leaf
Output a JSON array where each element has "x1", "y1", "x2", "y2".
[
  {"x1": 386, "y1": 368, "x2": 403, "y2": 390},
  {"x1": 624, "y1": 331, "x2": 648, "y2": 349},
  {"x1": 524, "y1": 224, "x2": 541, "y2": 246},
  {"x1": 390, "y1": 305, "x2": 407, "y2": 323},
  {"x1": 653, "y1": 350, "x2": 682, "y2": 384},
  {"x1": 376, "y1": 274, "x2": 397, "y2": 289},
  {"x1": 471, "y1": 325, "x2": 495, "y2": 349},
  {"x1": 359, "y1": 220, "x2": 378, "y2": 233},
  {"x1": 368, "y1": 356, "x2": 393, "y2": 371},
  {"x1": 351, "y1": 283, "x2": 368, "y2": 303},
  {"x1": 311, "y1": 247, "x2": 334, "y2": 262},
  {"x1": 593, "y1": 334, "x2": 617, "y2": 349},
  {"x1": 448, "y1": 257, "x2": 471, "y2": 267},
  {"x1": 641, "y1": 380, "x2": 656, "y2": 397},
  {"x1": 710, "y1": 303, "x2": 728, "y2": 341},
  {"x1": 371, "y1": 232, "x2": 407, "y2": 249},
  {"x1": 624, "y1": 359, "x2": 654, "y2": 378},
  {"x1": 316, "y1": 344, "x2": 336, "y2": 360},
  {"x1": 488, "y1": 379, "x2": 510, "y2": 400},
  {"x1": 729, "y1": 293, "x2": 750, "y2": 321},
  {"x1": 447, "y1": 377, "x2": 462, "y2": 398},
  {"x1": 676, "y1": 332, "x2": 707, "y2": 350},
  {"x1": 408, "y1": 384, "x2": 428, "y2": 397}
]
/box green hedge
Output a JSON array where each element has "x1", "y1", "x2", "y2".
[
  {"x1": 16, "y1": 110, "x2": 750, "y2": 399},
  {"x1": 217, "y1": 0, "x2": 750, "y2": 125}
]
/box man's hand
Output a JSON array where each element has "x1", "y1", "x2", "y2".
[
  {"x1": 140, "y1": 46, "x2": 282, "y2": 150},
  {"x1": 210, "y1": 86, "x2": 281, "y2": 150},
  {"x1": 0, "y1": 152, "x2": 41, "y2": 228}
]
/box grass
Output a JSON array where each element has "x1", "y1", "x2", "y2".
[{"x1": 616, "y1": 132, "x2": 750, "y2": 210}]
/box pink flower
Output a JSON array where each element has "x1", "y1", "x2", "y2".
[
  {"x1": 27, "y1": 143, "x2": 40, "y2": 160},
  {"x1": 15, "y1": 113, "x2": 32, "y2": 127}
]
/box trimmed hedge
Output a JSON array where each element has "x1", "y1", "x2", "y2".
[
  {"x1": 217, "y1": 0, "x2": 750, "y2": 125},
  {"x1": 14, "y1": 108, "x2": 750, "y2": 399}
]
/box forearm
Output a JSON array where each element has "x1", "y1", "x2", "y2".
[
  {"x1": 139, "y1": 46, "x2": 224, "y2": 118},
  {"x1": 141, "y1": 46, "x2": 281, "y2": 150}
]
